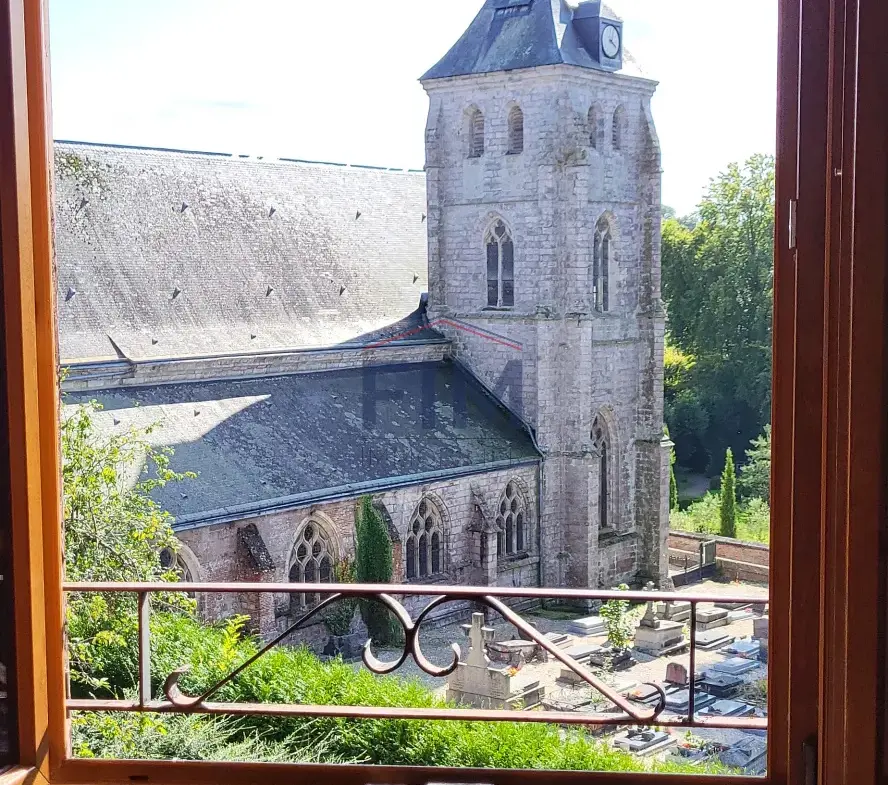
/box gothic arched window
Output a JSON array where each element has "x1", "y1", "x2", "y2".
[
  {"x1": 159, "y1": 547, "x2": 195, "y2": 582},
  {"x1": 507, "y1": 106, "x2": 524, "y2": 154},
  {"x1": 289, "y1": 520, "x2": 336, "y2": 612},
  {"x1": 496, "y1": 481, "x2": 528, "y2": 558},
  {"x1": 406, "y1": 498, "x2": 444, "y2": 579},
  {"x1": 588, "y1": 105, "x2": 602, "y2": 150},
  {"x1": 593, "y1": 217, "x2": 612, "y2": 312},
  {"x1": 468, "y1": 108, "x2": 485, "y2": 158},
  {"x1": 592, "y1": 416, "x2": 611, "y2": 531},
  {"x1": 612, "y1": 105, "x2": 626, "y2": 151},
  {"x1": 485, "y1": 219, "x2": 515, "y2": 308}
]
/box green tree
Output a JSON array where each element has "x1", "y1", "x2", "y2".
[
  {"x1": 354, "y1": 496, "x2": 397, "y2": 644},
  {"x1": 719, "y1": 448, "x2": 738, "y2": 539},
  {"x1": 62, "y1": 400, "x2": 195, "y2": 694},
  {"x1": 63, "y1": 401, "x2": 193, "y2": 584},
  {"x1": 739, "y1": 425, "x2": 771, "y2": 502},
  {"x1": 662, "y1": 155, "x2": 775, "y2": 472},
  {"x1": 664, "y1": 425, "x2": 679, "y2": 511}
]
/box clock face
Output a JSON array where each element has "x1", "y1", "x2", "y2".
[{"x1": 601, "y1": 24, "x2": 621, "y2": 59}]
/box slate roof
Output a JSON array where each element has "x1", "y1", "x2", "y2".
[
  {"x1": 62, "y1": 361, "x2": 540, "y2": 528},
  {"x1": 422, "y1": 0, "x2": 642, "y2": 81},
  {"x1": 54, "y1": 142, "x2": 430, "y2": 363}
]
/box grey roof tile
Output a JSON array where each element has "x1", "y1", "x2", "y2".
[
  {"x1": 54, "y1": 142, "x2": 429, "y2": 363},
  {"x1": 63, "y1": 361, "x2": 540, "y2": 527},
  {"x1": 422, "y1": 0, "x2": 641, "y2": 80}
]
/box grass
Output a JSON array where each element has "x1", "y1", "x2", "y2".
[{"x1": 72, "y1": 612, "x2": 734, "y2": 774}]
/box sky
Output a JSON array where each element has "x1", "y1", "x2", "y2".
[{"x1": 48, "y1": 0, "x2": 777, "y2": 215}]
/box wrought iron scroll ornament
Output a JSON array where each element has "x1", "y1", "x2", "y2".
[{"x1": 163, "y1": 591, "x2": 667, "y2": 724}]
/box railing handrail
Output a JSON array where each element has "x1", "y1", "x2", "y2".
[
  {"x1": 63, "y1": 581, "x2": 762, "y2": 605},
  {"x1": 64, "y1": 582, "x2": 768, "y2": 735}
]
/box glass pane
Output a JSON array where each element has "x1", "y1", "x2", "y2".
[
  {"x1": 431, "y1": 532, "x2": 441, "y2": 573},
  {"x1": 418, "y1": 533, "x2": 428, "y2": 576},
  {"x1": 487, "y1": 281, "x2": 500, "y2": 307},
  {"x1": 516, "y1": 513, "x2": 525, "y2": 552},
  {"x1": 501, "y1": 241, "x2": 514, "y2": 280},
  {"x1": 406, "y1": 537, "x2": 416, "y2": 579}
]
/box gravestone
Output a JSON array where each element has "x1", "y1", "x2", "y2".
[
  {"x1": 694, "y1": 630, "x2": 735, "y2": 650},
  {"x1": 701, "y1": 540, "x2": 717, "y2": 565},
  {"x1": 566, "y1": 616, "x2": 606, "y2": 636},
  {"x1": 487, "y1": 639, "x2": 537, "y2": 666},
  {"x1": 727, "y1": 609, "x2": 756, "y2": 623},
  {"x1": 715, "y1": 601, "x2": 753, "y2": 611},
  {"x1": 666, "y1": 662, "x2": 689, "y2": 687},
  {"x1": 634, "y1": 601, "x2": 687, "y2": 656},
  {"x1": 753, "y1": 616, "x2": 769, "y2": 640},
  {"x1": 711, "y1": 657, "x2": 760, "y2": 676},
  {"x1": 664, "y1": 689, "x2": 717, "y2": 713},
  {"x1": 544, "y1": 631, "x2": 574, "y2": 648},
  {"x1": 614, "y1": 728, "x2": 675, "y2": 756},
  {"x1": 626, "y1": 683, "x2": 663, "y2": 704},
  {"x1": 663, "y1": 601, "x2": 692, "y2": 622},
  {"x1": 695, "y1": 607, "x2": 729, "y2": 631},
  {"x1": 446, "y1": 613, "x2": 545, "y2": 709},
  {"x1": 754, "y1": 616, "x2": 770, "y2": 663},
  {"x1": 719, "y1": 737, "x2": 768, "y2": 775},
  {"x1": 699, "y1": 699, "x2": 756, "y2": 717},
  {"x1": 721, "y1": 639, "x2": 761, "y2": 659},
  {"x1": 557, "y1": 643, "x2": 606, "y2": 683},
  {"x1": 698, "y1": 671, "x2": 744, "y2": 698}
]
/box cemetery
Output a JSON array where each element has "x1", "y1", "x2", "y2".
[{"x1": 409, "y1": 580, "x2": 770, "y2": 773}]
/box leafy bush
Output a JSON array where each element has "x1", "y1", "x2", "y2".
[
  {"x1": 599, "y1": 584, "x2": 633, "y2": 651},
  {"x1": 670, "y1": 493, "x2": 770, "y2": 545},
  {"x1": 72, "y1": 610, "x2": 727, "y2": 773},
  {"x1": 71, "y1": 713, "x2": 340, "y2": 763},
  {"x1": 355, "y1": 496, "x2": 398, "y2": 644},
  {"x1": 321, "y1": 559, "x2": 357, "y2": 637}
]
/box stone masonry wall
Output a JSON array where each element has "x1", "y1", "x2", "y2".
[
  {"x1": 178, "y1": 464, "x2": 540, "y2": 635},
  {"x1": 61, "y1": 341, "x2": 448, "y2": 392},
  {"x1": 423, "y1": 65, "x2": 667, "y2": 589}
]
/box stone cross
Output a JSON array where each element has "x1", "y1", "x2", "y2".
[
  {"x1": 463, "y1": 612, "x2": 496, "y2": 668},
  {"x1": 640, "y1": 582, "x2": 660, "y2": 628}
]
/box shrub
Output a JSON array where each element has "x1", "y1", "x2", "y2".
[
  {"x1": 670, "y1": 493, "x2": 770, "y2": 545},
  {"x1": 599, "y1": 584, "x2": 633, "y2": 651},
  {"x1": 354, "y1": 496, "x2": 398, "y2": 644},
  {"x1": 72, "y1": 611, "x2": 729, "y2": 773},
  {"x1": 719, "y1": 448, "x2": 738, "y2": 538}
]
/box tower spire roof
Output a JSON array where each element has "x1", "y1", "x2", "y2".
[{"x1": 422, "y1": 0, "x2": 635, "y2": 81}]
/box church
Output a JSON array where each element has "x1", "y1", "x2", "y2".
[{"x1": 58, "y1": 0, "x2": 670, "y2": 635}]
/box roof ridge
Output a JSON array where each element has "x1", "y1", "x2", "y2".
[{"x1": 53, "y1": 139, "x2": 425, "y2": 174}]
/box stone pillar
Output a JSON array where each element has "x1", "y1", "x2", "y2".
[
  {"x1": 483, "y1": 528, "x2": 498, "y2": 586},
  {"x1": 635, "y1": 436, "x2": 672, "y2": 588}
]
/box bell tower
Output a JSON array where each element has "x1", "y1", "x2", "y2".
[{"x1": 421, "y1": 0, "x2": 671, "y2": 589}]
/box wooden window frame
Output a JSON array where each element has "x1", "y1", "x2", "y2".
[{"x1": 0, "y1": 0, "x2": 885, "y2": 783}]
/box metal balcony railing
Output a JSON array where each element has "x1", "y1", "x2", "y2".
[{"x1": 64, "y1": 582, "x2": 767, "y2": 732}]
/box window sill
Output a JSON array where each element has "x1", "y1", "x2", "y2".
[
  {"x1": 0, "y1": 767, "x2": 37, "y2": 785},
  {"x1": 403, "y1": 574, "x2": 448, "y2": 586},
  {"x1": 497, "y1": 553, "x2": 538, "y2": 570},
  {"x1": 481, "y1": 306, "x2": 514, "y2": 312},
  {"x1": 598, "y1": 529, "x2": 636, "y2": 544}
]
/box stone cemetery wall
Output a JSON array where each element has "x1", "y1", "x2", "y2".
[{"x1": 668, "y1": 530, "x2": 769, "y2": 584}]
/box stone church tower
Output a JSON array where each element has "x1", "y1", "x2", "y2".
[{"x1": 421, "y1": 0, "x2": 671, "y2": 588}]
